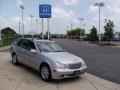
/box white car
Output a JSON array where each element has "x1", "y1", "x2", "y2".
[{"x1": 10, "y1": 38, "x2": 87, "y2": 81}]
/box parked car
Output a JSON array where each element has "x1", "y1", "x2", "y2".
[{"x1": 10, "y1": 38, "x2": 87, "y2": 81}]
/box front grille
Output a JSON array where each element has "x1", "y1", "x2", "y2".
[{"x1": 68, "y1": 63, "x2": 81, "y2": 69}]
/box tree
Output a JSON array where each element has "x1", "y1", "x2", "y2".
[
  {"x1": 46, "y1": 31, "x2": 51, "y2": 36},
  {"x1": 104, "y1": 20, "x2": 114, "y2": 43},
  {"x1": 89, "y1": 26, "x2": 98, "y2": 41},
  {"x1": 1, "y1": 27, "x2": 16, "y2": 35},
  {"x1": 67, "y1": 28, "x2": 85, "y2": 37}
]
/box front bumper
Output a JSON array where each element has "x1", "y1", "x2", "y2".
[{"x1": 51, "y1": 66, "x2": 87, "y2": 79}]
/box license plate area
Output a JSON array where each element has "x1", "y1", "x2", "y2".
[{"x1": 74, "y1": 70, "x2": 81, "y2": 74}]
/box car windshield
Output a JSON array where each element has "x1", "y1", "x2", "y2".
[{"x1": 36, "y1": 42, "x2": 65, "y2": 52}]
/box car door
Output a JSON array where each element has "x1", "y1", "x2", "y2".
[
  {"x1": 21, "y1": 39, "x2": 29, "y2": 66},
  {"x1": 15, "y1": 39, "x2": 25, "y2": 63},
  {"x1": 24, "y1": 40, "x2": 40, "y2": 70}
]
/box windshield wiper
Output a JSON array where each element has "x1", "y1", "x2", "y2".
[{"x1": 54, "y1": 51, "x2": 64, "y2": 52}]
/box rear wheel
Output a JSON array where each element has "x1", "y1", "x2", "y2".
[
  {"x1": 40, "y1": 64, "x2": 52, "y2": 81},
  {"x1": 12, "y1": 54, "x2": 19, "y2": 65}
]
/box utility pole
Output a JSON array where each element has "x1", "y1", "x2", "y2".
[
  {"x1": 35, "y1": 19, "x2": 38, "y2": 38},
  {"x1": 20, "y1": 5, "x2": 25, "y2": 38},
  {"x1": 95, "y1": 1, "x2": 104, "y2": 43},
  {"x1": 78, "y1": 18, "x2": 84, "y2": 40},
  {"x1": 30, "y1": 15, "x2": 33, "y2": 38},
  {"x1": 41, "y1": 18, "x2": 44, "y2": 39},
  {"x1": 47, "y1": 18, "x2": 50, "y2": 40},
  {"x1": 19, "y1": 20, "x2": 21, "y2": 37},
  {"x1": 38, "y1": 19, "x2": 41, "y2": 38}
]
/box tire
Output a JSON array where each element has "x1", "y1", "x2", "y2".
[
  {"x1": 40, "y1": 64, "x2": 52, "y2": 81},
  {"x1": 12, "y1": 54, "x2": 19, "y2": 65}
]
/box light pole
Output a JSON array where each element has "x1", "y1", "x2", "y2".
[
  {"x1": 47, "y1": 19, "x2": 50, "y2": 40},
  {"x1": 35, "y1": 19, "x2": 38, "y2": 37},
  {"x1": 38, "y1": 19, "x2": 41, "y2": 38},
  {"x1": 19, "y1": 20, "x2": 21, "y2": 37},
  {"x1": 30, "y1": 15, "x2": 33, "y2": 37},
  {"x1": 78, "y1": 18, "x2": 84, "y2": 40},
  {"x1": 95, "y1": 1, "x2": 104, "y2": 43},
  {"x1": 20, "y1": 5, "x2": 24, "y2": 38},
  {"x1": 41, "y1": 18, "x2": 44, "y2": 39}
]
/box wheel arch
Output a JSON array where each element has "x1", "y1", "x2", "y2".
[
  {"x1": 12, "y1": 52, "x2": 16, "y2": 57},
  {"x1": 39, "y1": 62, "x2": 52, "y2": 80},
  {"x1": 39, "y1": 62, "x2": 51, "y2": 71}
]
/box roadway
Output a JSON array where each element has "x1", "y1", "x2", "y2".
[{"x1": 55, "y1": 39, "x2": 120, "y2": 84}]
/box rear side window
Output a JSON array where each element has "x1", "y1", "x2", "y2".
[
  {"x1": 17, "y1": 39, "x2": 23, "y2": 47},
  {"x1": 13, "y1": 39, "x2": 21, "y2": 45},
  {"x1": 21, "y1": 40, "x2": 28, "y2": 49},
  {"x1": 17, "y1": 39, "x2": 36, "y2": 50},
  {"x1": 17, "y1": 39, "x2": 28, "y2": 49}
]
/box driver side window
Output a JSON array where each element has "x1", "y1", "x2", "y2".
[{"x1": 26, "y1": 40, "x2": 36, "y2": 50}]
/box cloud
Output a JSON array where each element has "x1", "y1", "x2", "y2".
[
  {"x1": 87, "y1": 5, "x2": 98, "y2": 15},
  {"x1": 11, "y1": 17, "x2": 21, "y2": 23},
  {"x1": 85, "y1": 4, "x2": 106, "y2": 33},
  {"x1": 16, "y1": 0, "x2": 23, "y2": 6},
  {"x1": 0, "y1": 15, "x2": 43, "y2": 35},
  {"x1": 85, "y1": 0, "x2": 120, "y2": 33},
  {"x1": 53, "y1": 6, "x2": 74, "y2": 21},
  {"x1": 101, "y1": 0, "x2": 120, "y2": 32},
  {"x1": 0, "y1": 16, "x2": 28, "y2": 33},
  {"x1": 103, "y1": 0, "x2": 120, "y2": 12},
  {"x1": 63, "y1": 0, "x2": 79, "y2": 5}
]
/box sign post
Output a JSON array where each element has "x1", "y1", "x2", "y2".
[{"x1": 39, "y1": 4, "x2": 51, "y2": 39}]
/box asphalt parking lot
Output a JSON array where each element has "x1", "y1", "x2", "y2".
[
  {"x1": 54, "y1": 39, "x2": 120, "y2": 84},
  {"x1": 0, "y1": 48, "x2": 120, "y2": 90}
]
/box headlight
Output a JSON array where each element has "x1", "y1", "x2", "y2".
[
  {"x1": 55, "y1": 62, "x2": 68, "y2": 69},
  {"x1": 81, "y1": 60, "x2": 86, "y2": 67}
]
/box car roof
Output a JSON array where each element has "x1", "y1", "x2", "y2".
[
  {"x1": 19, "y1": 38, "x2": 55, "y2": 43},
  {"x1": 35, "y1": 40, "x2": 55, "y2": 43}
]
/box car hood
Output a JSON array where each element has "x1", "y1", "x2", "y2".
[{"x1": 41, "y1": 52, "x2": 83, "y2": 64}]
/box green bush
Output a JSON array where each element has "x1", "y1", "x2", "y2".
[{"x1": 2, "y1": 35, "x2": 19, "y2": 46}]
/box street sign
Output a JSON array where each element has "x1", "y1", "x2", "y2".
[{"x1": 39, "y1": 4, "x2": 51, "y2": 18}]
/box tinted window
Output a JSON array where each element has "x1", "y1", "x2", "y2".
[
  {"x1": 26, "y1": 40, "x2": 36, "y2": 50},
  {"x1": 13, "y1": 39, "x2": 21, "y2": 45},
  {"x1": 17, "y1": 39, "x2": 23, "y2": 47},
  {"x1": 17, "y1": 39, "x2": 28, "y2": 49},
  {"x1": 22, "y1": 40, "x2": 28, "y2": 49},
  {"x1": 17, "y1": 39, "x2": 36, "y2": 50}
]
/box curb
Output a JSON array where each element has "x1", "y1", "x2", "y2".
[{"x1": 84, "y1": 73, "x2": 120, "y2": 90}]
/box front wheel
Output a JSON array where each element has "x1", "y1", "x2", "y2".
[
  {"x1": 12, "y1": 54, "x2": 19, "y2": 65},
  {"x1": 40, "y1": 64, "x2": 52, "y2": 81}
]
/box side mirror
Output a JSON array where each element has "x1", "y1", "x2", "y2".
[{"x1": 30, "y1": 49, "x2": 37, "y2": 53}]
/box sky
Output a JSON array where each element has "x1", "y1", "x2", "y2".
[{"x1": 0, "y1": 0, "x2": 120, "y2": 34}]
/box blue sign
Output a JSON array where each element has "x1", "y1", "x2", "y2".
[{"x1": 39, "y1": 4, "x2": 51, "y2": 18}]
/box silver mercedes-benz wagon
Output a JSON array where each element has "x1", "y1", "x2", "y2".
[{"x1": 10, "y1": 38, "x2": 87, "y2": 81}]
